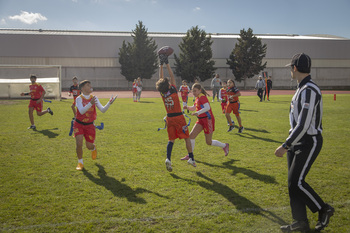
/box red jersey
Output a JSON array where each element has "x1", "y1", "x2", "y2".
[
  {"x1": 195, "y1": 93, "x2": 214, "y2": 119},
  {"x1": 227, "y1": 86, "x2": 240, "y2": 103},
  {"x1": 179, "y1": 85, "x2": 189, "y2": 97},
  {"x1": 76, "y1": 95, "x2": 96, "y2": 124},
  {"x1": 160, "y1": 85, "x2": 182, "y2": 114},
  {"x1": 29, "y1": 82, "x2": 45, "y2": 100},
  {"x1": 70, "y1": 84, "x2": 81, "y2": 99},
  {"x1": 220, "y1": 88, "x2": 227, "y2": 102}
]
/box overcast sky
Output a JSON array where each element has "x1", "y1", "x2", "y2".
[{"x1": 0, "y1": 0, "x2": 349, "y2": 39}]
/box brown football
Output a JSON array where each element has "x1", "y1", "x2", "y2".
[{"x1": 157, "y1": 46, "x2": 174, "y2": 56}]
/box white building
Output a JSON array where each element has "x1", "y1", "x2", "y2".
[{"x1": 1, "y1": 29, "x2": 349, "y2": 90}]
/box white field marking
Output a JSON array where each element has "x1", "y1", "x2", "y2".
[{"x1": 1, "y1": 200, "x2": 349, "y2": 231}]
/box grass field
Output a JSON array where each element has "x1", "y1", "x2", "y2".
[{"x1": 0, "y1": 94, "x2": 349, "y2": 232}]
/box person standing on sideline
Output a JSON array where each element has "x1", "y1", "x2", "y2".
[
  {"x1": 68, "y1": 76, "x2": 81, "y2": 118},
  {"x1": 20, "y1": 75, "x2": 53, "y2": 130},
  {"x1": 275, "y1": 53, "x2": 334, "y2": 232},
  {"x1": 264, "y1": 76, "x2": 273, "y2": 101},
  {"x1": 211, "y1": 74, "x2": 222, "y2": 102},
  {"x1": 255, "y1": 75, "x2": 265, "y2": 102},
  {"x1": 136, "y1": 77, "x2": 143, "y2": 102},
  {"x1": 156, "y1": 53, "x2": 195, "y2": 171},
  {"x1": 132, "y1": 79, "x2": 138, "y2": 102},
  {"x1": 74, "y1": 80, "x2": 116, "y2": 171},
  {"x1": 182, "y1": 83, "x2": 229, "y2": 161}
]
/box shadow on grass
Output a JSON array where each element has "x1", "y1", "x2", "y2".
[
  {"x1": 83, "y1": 163, "x2": 168, "y2": 204},
  {"x1": 138, "y1": 100, "x2": 155, "y2": 104},
  {"x1": 33, "y1": 128, "x2": 59, "y2": 138},
  {"x1": 170, "y1": 172, "x2": 287, "y2": 225},
  {"x1": 243, "y1": 127, "x2": 269, "y2": 133},
  {"x1": 239, "y1": 108, "x2": 259, "y2": 112},
  {"x1": 196, "y1": 159, "x2": 277, "y2": 184},
  {"x1": 237, "y1": 132, "x2": 283, "y2": 144}
]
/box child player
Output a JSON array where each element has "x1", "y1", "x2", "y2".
[
  {"x1": 218, "y1": 81, "x2": 228, "y2": 114},
  {"x1": 68, "y1": 76, "x2": 80, "y2": 118},
  {"x1": 182, "y1": 83, "x2": 229, "y2": 162},
  {"x1": 179, "y1": 80, "x2": 190, "y2": 112},
  {"x1": 20, "y1": 75, "x2": 53, "y2": 130},
  {"x1": 156, "y1": 54, "x2": 195, "y2": 171},
  {"x1": 74, "y1": 80, "x2": 116, "y2": 171},
  {"x1": 226, "y1": 79, "x2": 244, "y2": 133},
  {"x1": 219, "y1": 81, "x2": 235, "y2": 126}
]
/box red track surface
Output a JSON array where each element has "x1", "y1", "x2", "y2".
[{"x1": 61, "y1": 90, "x2": 349, "y2": 99}]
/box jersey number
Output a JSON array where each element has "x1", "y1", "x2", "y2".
[{"x1": 165, "y1": 97, "x2": 174, "y2": 110}]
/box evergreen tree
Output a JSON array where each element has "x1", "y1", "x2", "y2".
[
  {"x1": 174, "y1": 26, "x2": 216, "y2": 82},
  {"x1": 226, "y1": 28, "x2": 267, "y2": 89},
  {"x1": 118, "y1": 21, "x2": 158, "y2": 82}
]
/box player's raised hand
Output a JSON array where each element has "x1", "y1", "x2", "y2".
[
  {"x1": 90, "y1": 96, "x2": 96, "y2": 105},
  {"x1": 109, "y1": 95, "x2": 118, "y2": 104}
]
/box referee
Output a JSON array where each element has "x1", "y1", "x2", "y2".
[{"x1": 275, "y1": 53, "x2": 334, "y2": 232}]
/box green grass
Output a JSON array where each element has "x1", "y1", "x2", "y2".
[{"x1": 0, "y1": 94, "x2": 349, "y2": 232}]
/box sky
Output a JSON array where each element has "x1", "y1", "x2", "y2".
[{"x1": 0, "y1": 0, "x2": 349, "y2": 39}]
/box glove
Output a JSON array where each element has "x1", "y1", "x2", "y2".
[{"x1": 159, "y1": 54, "x2": 168, "y2": 65}]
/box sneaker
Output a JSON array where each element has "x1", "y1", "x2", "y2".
[
  {"x1": 91, "y1": 147, "x2": 97, "y2": 160},
  {"x1": 165, "y1": 159, "x2": 173, "y2": 172},
  {"x1": 28, "y1": 125, "x2": 36, "y2": 130},
  {"x1": 315, "y1": 203, "x2": 335, "y2": 231},
  {"x1": 227, "y1": 125, "x2": 235, "y2": 132},
  {"x1": 76, "y1": 163, "x2": 84, "y2": 171},
  {"x1": 47, "y1": 107, "x2": 53, "y2": 115},
  {"x1": 181, "y1": 155, "x2": 190, "y2": 160},
  {"x1": 187, "y1": 158, "x2": 197, "y2": 167},
  {"x1": 223, "y1": 143, "x2": 229, "y2": 156},
  {"x1": 238, "y1": 126, "x2": 244, "y2": 133},
  {"x1": 280, "y1": 220, "x2": 310, "y2": 232}
]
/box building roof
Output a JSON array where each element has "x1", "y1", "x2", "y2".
[{"x1": 0, "y1": 28, "x2": 348, "y2": 40}]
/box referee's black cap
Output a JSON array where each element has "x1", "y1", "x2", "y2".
[{"x1": 286, "y1": 53, "x2": 311, "y2": 73}]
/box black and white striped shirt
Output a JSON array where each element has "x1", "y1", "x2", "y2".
[{"x1": 286, "y1": 75, "x2": 323, "y2": 147}]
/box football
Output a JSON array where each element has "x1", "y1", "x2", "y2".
[{"x1": 157, "y1": 46, "x2": 174, "y2": 56}]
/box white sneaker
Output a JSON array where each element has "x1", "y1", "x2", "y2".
[
  {"x1": 165, "y1": 159, "x2": 173, "y2": 172},
  {"x1": 187, "y1": 158, "x2": 197, "y2": 167}
]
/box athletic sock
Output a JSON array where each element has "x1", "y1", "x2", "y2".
[
  {"x1": 188, "y1": 152, "x2": 194, "y2": 159},
  {"x1": 211, "y1": 140, "x2": 225, "y2": 148},
  {"x1": 167, "y1": 141, "x2": 174, "y2": 160},
  {"x1": 190, "y1": 139, "x2": 195, "y2": 152},
  {"x1": 78, "y1": 159, "x2": 83, "y2": 164}
]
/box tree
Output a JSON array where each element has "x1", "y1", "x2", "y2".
[
  {"x1": 174, "y1": 26, "x2": 216, "y2": 83},
  {"x1": 226, "y1": 28, "x2": 267, "y2": 89},
  {"x1": 118, "y1": 21, "x2": 158, "y2": 82}
]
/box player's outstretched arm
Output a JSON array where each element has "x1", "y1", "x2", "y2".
[
  {"x1": 166, "y1": 64, "x2": 175, "y2": 86},
  {"x1": 159, "y1": 64, "x2": 164, "y2": 80}
]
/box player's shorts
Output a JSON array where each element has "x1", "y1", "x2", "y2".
[
  {"x1": 133, "y1": 88, "x2": 137, "y2": 93},
  {"x1": 196, "y1": 116, "x2": 215, "y2": 134},
  {"x1": 29, "y1": 99, "x2": 43, "y2": 112},
  {"x1": 73, "y1": 121, "x2": 96, "y2": 143},
  {"x1": 181, "y1": 95, "x2": 188, "y2": 103},
  {"x1": 226, "y1": 102, "x2": 240, "y2": 116},
  {"x1": 167, "y1": 115, "x2": 189, "y2": 141},
  {"x1": 221, "y1": 101, "x2": 227, "y2": 113}
]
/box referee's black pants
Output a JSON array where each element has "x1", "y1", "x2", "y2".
[{"x1": 287, "y1": 134, "x2": 325, "y2": 221}]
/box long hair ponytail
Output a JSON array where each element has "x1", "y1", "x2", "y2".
[{"x1": 192, "y1": 83, "x2": 210, "y2": 97}]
